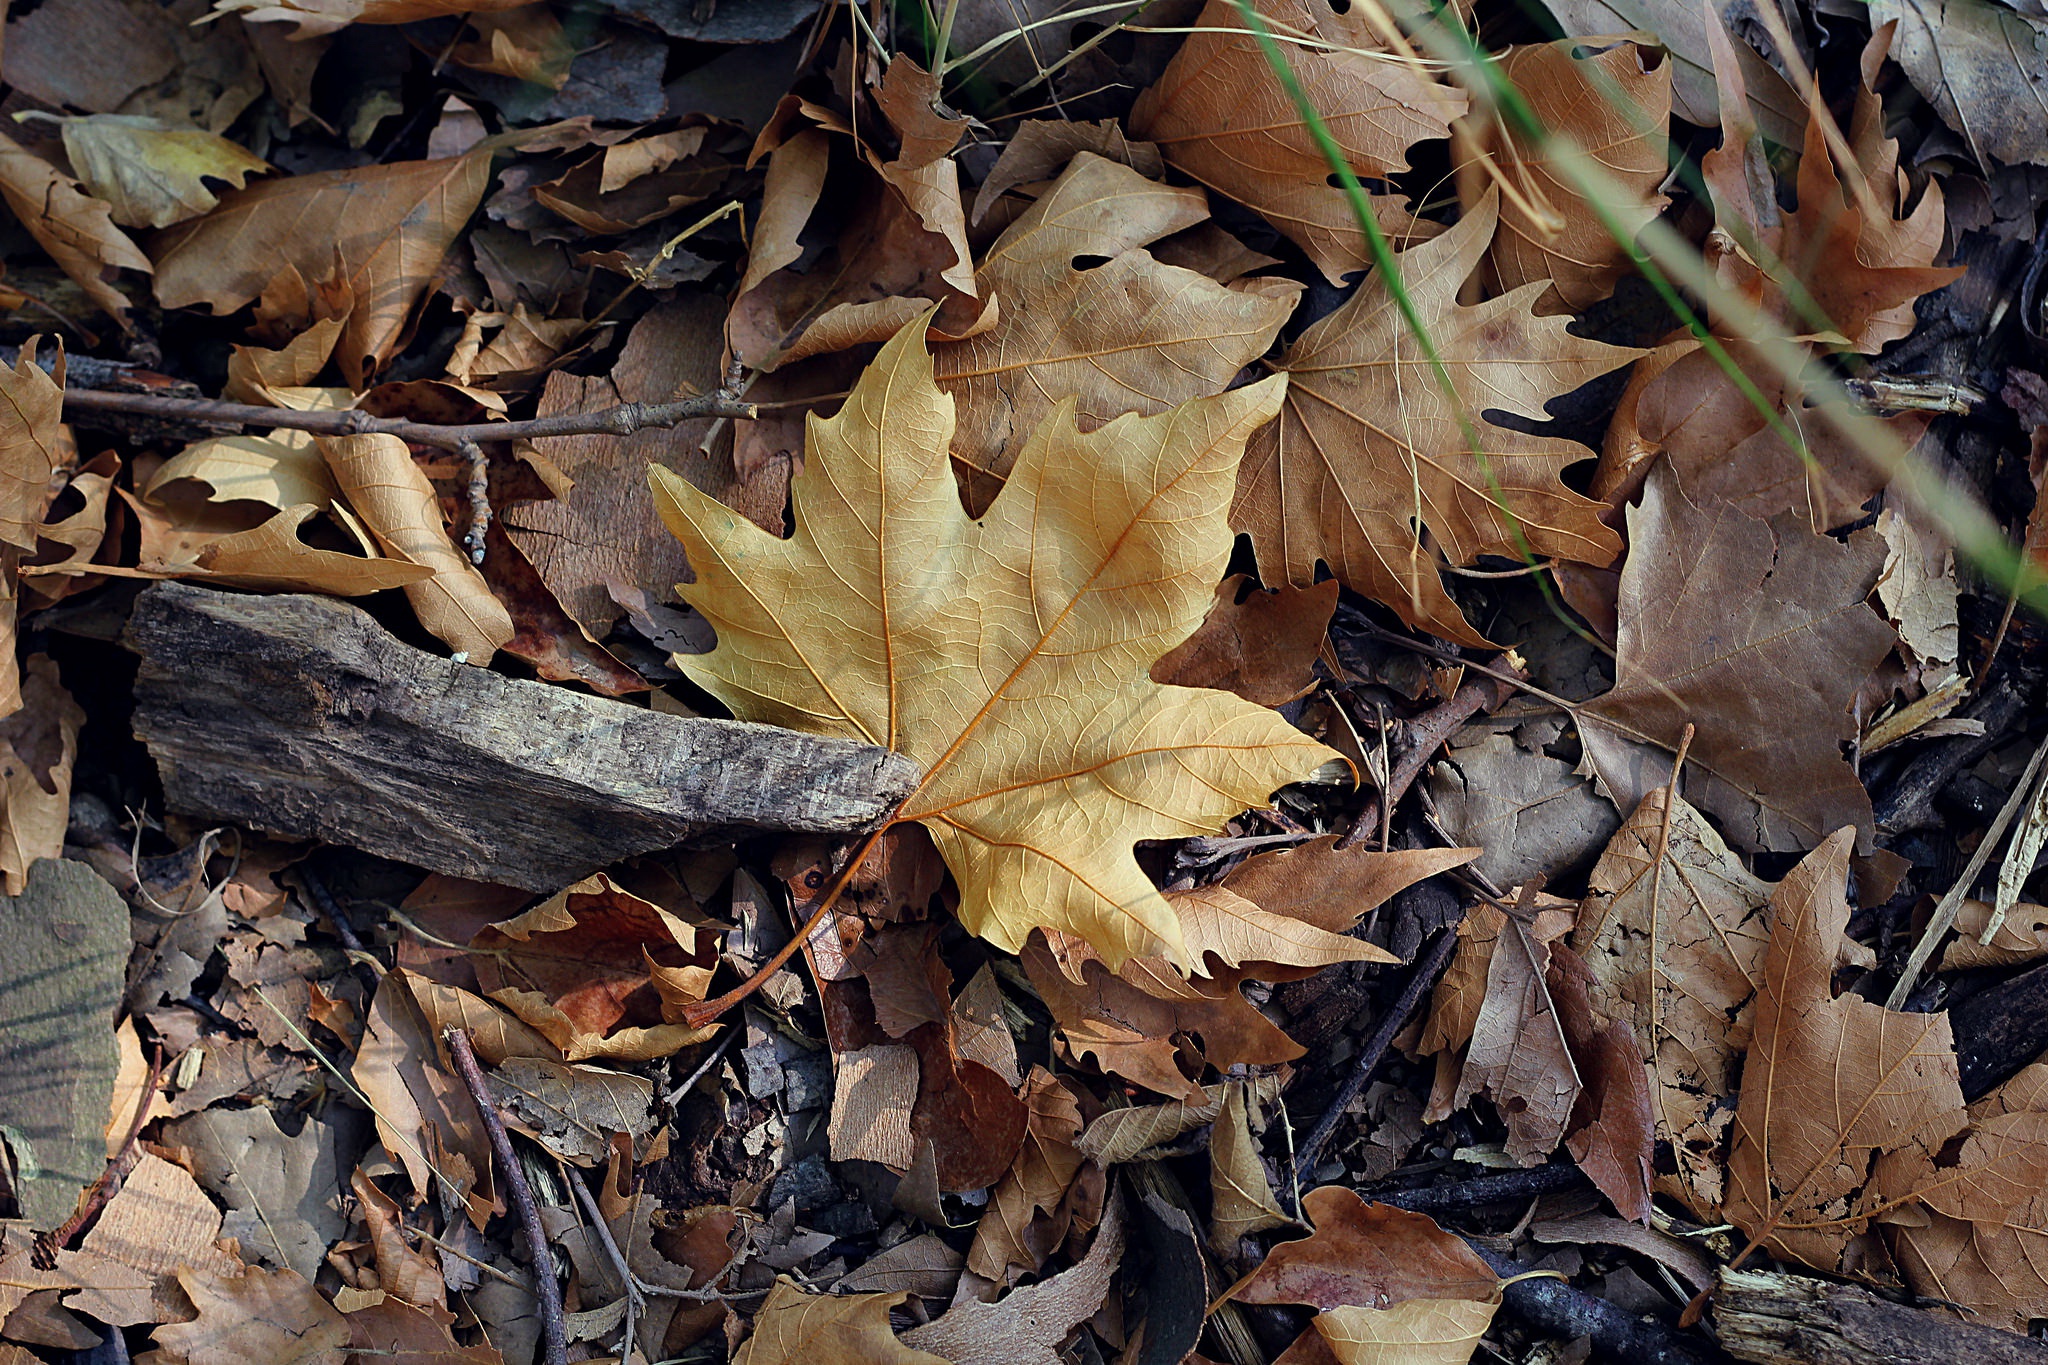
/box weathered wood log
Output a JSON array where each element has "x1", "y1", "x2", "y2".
[
  {"x1": 124, "y1": 583, "x2": 920, "y2": 890},
  {"x1": 1714, "y1": 1267, "x2": 2048, "y2": 1365}
]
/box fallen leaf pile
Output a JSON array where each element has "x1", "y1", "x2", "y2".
[{"x1": 0, "y1": 0, "x2": 2044, "y2": 1363}]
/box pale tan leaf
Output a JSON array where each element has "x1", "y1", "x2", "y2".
[
  {"x1": 1940, "y1": 899, "x2": 2048, "y2": 972},
  {"x1": 0, "y1": 339, "x2": 66, "y2": 551},
  {"x1": 80, "y1": 1152, "x2": 241, "y2": 1325},
  {"x1": 152, "y1": 153, "x2": 490, "y2": 384},
  {"x1": 1129, "y1": 0, "x2": 1465, "y2": 281},
  {"x1": 320, "y1": 434, "x2": 514, "y2": 661},
  {"x1": 902, "y1": 1199, "x2": 1123, "y2": 1365},
  {"x1": 0, "y1": 132, "x2": 149, "y2": 321},
  {"x1": 1170, "y1": 884, "x2": 1398, "y2": 976},
  {"x1": 1074, "y1": 1074, "x2": 1286, "y2": 1164},
  {"x1": 1312, "y1": 1297, "x2": 1499, "y2": 1365},
  {"x1": 0, "y1": 657, "x2": 83, "y2": 895},
  {"x1": 123, "y1": 500, "x2": 434, "y2": 595},
  {"x1": 652, "y1": 317, "x2": 1336, "y2": 971},
  {"x1": 1231, "y1": 190, "x2": 1638, "y2": 646},
  {"x1": 1573, "y1": 784, "x2": 1773, "y2": 1214},
  {"x1": 1453, "y1": 912, "x2": 1581, "y2": 1164},
  {"x1": 1211, "y1": 1081, "x2": 1291, "y2": 1250},
  {"x1": 154, "y1": 1266, "x2": 350, "y2": 1365},
  {"x1": 49, "y1": 114, "x2": 269, "y2": 229},
  {"x1": 1725, "y1": 829, "x2": 1966, "y2": 1274},
  {"x1": 148, "y1": 434, "x2": 340, "y2": 512},
  {"x1": 735, "y1": 1278, "x2": 949, "y2": 1365}
]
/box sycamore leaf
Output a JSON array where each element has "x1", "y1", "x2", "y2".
[
  {"x1": 931, "y1": 154, "x2": 1294, "y2": 510},
  {"x1": 652, "y1": 318, "x2": 1337, "y2": 971},
  {"x1": 148, "y1": 434, "x2": 340, "y2": 513},
  {"x1": 0, "y1": 657, "x2": 84, "y2": 895},
  {"x1": 46, "y1": 114, "x2": 270, "y2": 229},
  {"x1": 1576, "y1": 466, "x2": 1897, "y2": 854},
  {"x1": 735, "y1": 1278, "x2": 948, "y2": 1365},
  {"x1": 1168, "y1": 884, "x2": 1399, "y2": 975},
  {"x1": 1220, "y1": 837, "x2": 1481, "y2": 936},
  {"x1": 1231, "y1": 190, "x2": 1639, "y2": 647},
  {"x1": 119, "y1": 498, "x2": 435, "y2": 596},
  {"x1": 152, "y1": 153, "x2": 491, "y2": 386},
  {"x1": 0, "y1": 131, "x2": 151, "y2": 321},
  {"x1": 1130, "y1": 0, "x2": 1465, "y2": 282},
  {"x1": 154, "y1": 1266, "x2": 350, "y2": 1365},
  {"x1": 1473, "y1": 39, "x2": 1671, "y2": 314},
  {"x1": 1724, "y1": 829, "x2": 1966, "y2": 1275},
  {"x1": 1574, "y1": 784, "x2": 1773, "y2": 1215}
]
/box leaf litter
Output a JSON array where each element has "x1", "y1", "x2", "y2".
[{"x1": 0, "y1": 0, "x2": 2046, "y2": 1362}]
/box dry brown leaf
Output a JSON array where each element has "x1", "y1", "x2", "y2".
[
  {"x1": 1865, "y1": 0, "x2": 2048, "y2": 169},
  {"x1": 1222, "y1": 838, "x2": 1482, "y2": 937},
  {"x1": 1074, "y1": 1074, "x2": 1287, "y2": 1164},
  {"x1": 1232, "y1": 190, "x2": 1638, "y2": 646},
  {"x1": 320, "y1": 434, "x2": 514, "y2": 661},
  {"x1": 1724, "y1": 828, "x2": 1966, "y2": 1275},
  {"x1": 1420, "y1": 904, "x2": 1507, "y2": 1060},
  {"x1": 931, "y1": 153, "x2": 1293, "y2": 510},
  {"x1": 341, "y1": 1296, "x2": 504, "y2": 1365},
  {"x1": 351, "y1": 968, "x2": 495, "y2": 1228},
  {"x1": 972, "y1": 118, "x2": 1162, "y2": 224},
  {"x1": 1231, "y1": 1187, "x2": 1499, "y2": 1312},
  {"x1": 734, "y1": 1278, "x2": 948, "y2": 1365},
  {"x1": 1940, "y1": 899, "x2": 2048, "y2": 971},
  {"x1": 0, "y1": 657, "x2": 83, "y2": 894},
  {"x1": 1151, "y1": 575, "x2": 1337, "y2": 707},
  {"x1": 155, "y1": 1266, "x2": 349, "y2": 1365},
  {"x1": 1453, "y1": 908, "x2": 1582, "y2": 1164},
  {"x1": 1573, "y1": 784, "x2": 1772, "y2": 1215},
  {"x1": 1548, "y1": 939, "x2": 1656, "y2": 1221},
  {"x1": 348, "y1": 1169, "x2": 446, "y2": 1310},
  {"x1": 152, "y1": 153, "x2": 491, "y2": 385},
  {"x1": 39, "y1": 114, "x2": 270, "y2": 229},
  {"x1": 968, "y1": 1067, "x2": 1089, "y2": 1281},
  {"x1": 121, "y1": 499, "x2": 435, "y2": 595},
  {"x1": 1577, "y1": 466, "x2": 1896, "y2": 854},
  {"x1": 1473, "y1": 38, "x2": 1671, "y2": 314},
  {"x1": 1211, "y1": 1080, "x2": 1292, "y2": 1250},
  {"x1": 207, "y1": 0, "x2": 529, "y2": 38},
  {"x1": 470, "y1": 873, "x2": 717, "y2": 1062},
  {"x1": 1130, "y1": 0, "x2": 1465, "y2": 281},
  {"x1": 0, "y1": 131, "x2": 151, "y2": 321},
  {"x1": 1310, "y1": 1297, "x2": 1501, "y2": 1365},
  {"x1": 1171, "y1": 884, "x2": 1400, "y2": 979},
  {"x1": 654, "y1": 317, "x2": 1336, "y2": 972},
  {"x1": 0, "y1": 340, "x2": 67, "y2": 554},
  {"x1": 902, "y1": 1196, "x2": 1123, "y2": 1365}
]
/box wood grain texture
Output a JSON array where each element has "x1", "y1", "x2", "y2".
[
  {"x1": 1715, "y1": 1267, "x2": 2048, "y2": 1365},
  {"x1": 124, "y1": 582, "x2": 919, "y2": 889}
]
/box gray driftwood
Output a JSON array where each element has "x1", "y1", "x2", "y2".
[
  {"x1": 1714, "y1": 1267, "x2": 2048, "y2": 1365},
  {"x1": 124, "y1": 583, "x2": 919, "y2": 889}
]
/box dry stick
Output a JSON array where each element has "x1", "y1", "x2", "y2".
[
  {"x1": 1343, "y1": 670, "x2": 1518, "y2": 846},
  {"x1": 1292, "y1": 924, "x2": 1462, "y2": 1180},
  {"x1": 58, "y1": 387, "x2": 758, "y2": 563},
  {"x1": 443, "y1": 1027, "x2": 568, "y2": 1365},
  {"x1": 681, "y1": 823, "x2": 890, "y2": 1027},
  {"x1": 47, "y1": 1042, "x2": 165, "y2": 1253}
]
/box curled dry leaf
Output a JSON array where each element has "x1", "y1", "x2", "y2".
[
  {"x1": 1576, "y1": 466, "x2": 1897, "y2": 854},
  {"x1": 902, "y1": 1195, "x2": 1124, "y2": 1365},
  {"x1": 1130, "y1": 0, "x2": 1465, "y2": 281},
  {"x1": 154, "y1": 1266, "x2": 350, "y2": 1365},
  {"x1": 968, "y1": 1067, "x2": 1090, "y2": 1281},
  {"x1": 153, "y1": 152, "x2": 491, "y2": 385},
  {"x1": 1220, "y1": 837, "x2": 1482, "y2": 937},
  {"x1": 1210, "y1": 1080, "x2": 1292, "y2": 1250},
  {"x1": 932, "y1": 154, "x2": 1294, "y2": 510},
  {"x1": 1940, "y1": 899, "x2": 2048, "y2": 972},
  {"x1": 348, "y1": 1168, "x2": 446, "y2": 1310},
  {"x1": 123, "y1": 498, "x2": 435, "y2": 596},
  {"x1": 43, "y1": 114, "x2": 270, "y2": 229},
  {"x1": 1230, "y1": 1186, "x2": 1497, "y2": 1312},
  {"x1": 1076, "y1": 1072, "x2": 1288, "y2": 1164},
  {"x1": 470, "y1": 872, "x2": 718, "y2": 1062},
  {"x1": 1151, "y1": 575, "x2": 1337, "y2": 707},
  {"x1": 1452, "y1": 907, "x2": 1582, "y2": 1164},
  {"x1": 653, "y1": 317, "x2": 1337, "y2": 971},
  {"x1": 1168, "y1": 883, "x2": 1399, "y2": 977},
  {"x1": 0, "y1": 132, "x2": 151, "y2": 321},
  {"x1": 148, "y1": 435, "x2": 341, "y2": 513},
  {"x1": 1472, "y1": 38, "x2": 1671, "y2": 314},
  {"x1": 0, "y1": 340, "x2": 67, "y2": 553},
  {"x1": 351, "y1": 968, "x2": 499, "y2": 1228},
  {"x1": 1573, "y1": 783, "x2": 1773, "y2": 1215},
  {"x1": 319, "y1": 434, "x2": 515, "y2": 662},
  {"x1": 734, "y1": 1277, "x2": 949, "y2": 1365},
  {"x1": 1232, "y1": 190, "x2": 1639, "y2": 646},
  {"x1": 1724, "y1": 829, "x2": 1966, "y2": 1275}
]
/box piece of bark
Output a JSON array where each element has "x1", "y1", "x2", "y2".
[
  {"x1": 1951, "y1": 957, "x2": 2048, "y2": 1100},
  {"x1": 123, "y1": 583, "x2": 919, "y2": 890},
  {"x1": 1713, "y1": 1266, "x2": 2048, "y2": 1364},
  {"x1": 1469, "y1": 1242, "x2": 1725, "y2": 1365}
]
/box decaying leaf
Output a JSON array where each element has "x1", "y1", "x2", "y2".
[
  {"x1": 653, "y1": 317, "x2": 1337, "y2": 972},
  {"x1": 38, "y1": 113, "x2": 270, "y2": 228},
  {"x1": 1574, "y1": 784, "x2": 1773, "y2": 1214},
  {"x1": 1863, "y1": 0, "x2": 2048, "y2": 168},
  {"x1": 968, "y1": 1067, "x2": 1091, "y2": 1281},
  {"x1": 902, "y1": 1197, "x2": 1124, "y2": 1365},
  {"x1": 0, "y1": 341, "x2": 68, "y2": 555},
  {"x1": 1232, "y1": 191, "x2": 1639, "y2": 645},
  {"x1": 1577, "y1": 466, "x2": 1896, "y2": 854},
  {"x1": 1130, "y1": 0, "x2": 1465, "y2": 280},
  {"x1": 320, "y1": 434, "x2": 515, "y2": 662},
  {"x1": 1453, "y1": 907, "x2": 1582, "y2": 1164},
  {"x1": 1232, "y1": 1187, "x2": 1499, "y2": 1311},
  {"x1": 1075, "y1": 1073, "x2": 1288, "y2": 1164},
  {"x1": 152, "y1": 152, "x2": 491, "y2": 385},
  {"x1": 734, "y1": 1278, "x2": 948, "y2": 1365},
  {"x1": 1724, "y1": 829, "x2": 1965, "y2": 1274},
  {"x1": 931, "y1": 154, "x2": 1293, "y2": 509}
]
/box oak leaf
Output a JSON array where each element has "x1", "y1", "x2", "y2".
[
  {"x1": 154, "y1": 1266, "x2": 349, "y2": 1365},
  {"x1": 1130, "y1": 0, "x2": 1465, "y2": 282},
  {"x1": 734, "y1": 1278, "x2": 948, "y2": 1365},
  {"x1": 652, "y1": 318, "x2": 1337, "y2": 971},
  {"x1": 931, "y1": 153, "x2": 1294, "y2": 510},
  {"x1": 1231, "y1": 190, "x2": 1639, "y2": 646},
  {"x1": 1724, "y1": 829, "x2": 1965, "y2": 1275},
  {"x1": 1472, "y1": 38, "x2": 1671, "y2": 314},
  {"x1": 1574, "y1": 783, "x2": 1773, "y2": 1214},
  {"x1": 1576, "y1": 466, "x2": 1896, "y2": 854},
  {"x1": 39, "y1": 114, "x2": 270, "y2": 229},
  {"x1": 152, "y1": 152, "x2": 491, "y2": 386},
  {"x1": 0, "y1": 131, "x2": 151, "y2": 321}
]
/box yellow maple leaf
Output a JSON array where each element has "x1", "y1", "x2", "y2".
[{"x1": 651, "y1": 319, "x2": 1341, "y2": 971}]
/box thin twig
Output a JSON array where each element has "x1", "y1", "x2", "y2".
[
  {"x1": 1344, "y1": 671, "x2": 1518, "y2": 845},
  {"x1": 444, "y1": 1027, "x2": 568, "y2": 1365},
  {"x1": 1293, "y1": 924, "x2": 1463, "y2": 1180},
  {"x1": 666, "y1": 1027, "x2": 738, "y2": 1106},
  {"x1": 46, "y1": 1041, "x2": 164, "y2": 1254}
]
